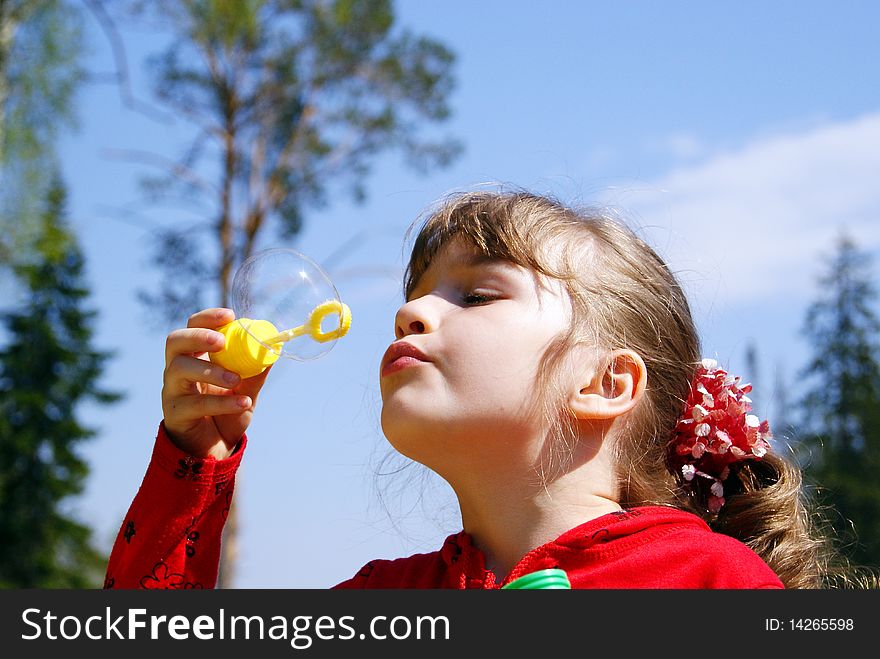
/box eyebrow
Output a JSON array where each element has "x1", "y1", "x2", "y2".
[
  {"x1": 408, "y1": 252, "x2": 518, "y2": 299},
  {"x1": 454, "y1": 252, "x2": 510, "y2": 270}
]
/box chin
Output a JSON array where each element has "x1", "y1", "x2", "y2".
[
  {"x1": 380, "y1": 410, "x2": 422, "y2": 456},
  {"x1": 380, "y1": 407, "x2": 453, "y2": 466}
]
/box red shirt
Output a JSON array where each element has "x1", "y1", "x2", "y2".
[{"x1": 104, "y1": 424, "x2": 784, "y2": 590}]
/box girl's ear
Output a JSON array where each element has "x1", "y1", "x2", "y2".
[{"x1": 568, "y1": 349, "x2": 647, "y2": 420}]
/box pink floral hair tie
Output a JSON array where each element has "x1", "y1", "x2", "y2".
[{"x1": 668, "y1": 358, "x2": 773, "y2": 514}]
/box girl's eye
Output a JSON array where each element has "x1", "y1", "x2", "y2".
[{"x1": 462, "y1": 292, "x2": 494, "y2": 305}]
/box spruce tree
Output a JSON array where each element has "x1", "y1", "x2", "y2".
[
  {"x1": 0, "y1": 175, "x2": 121, "y2": 587},
  {"x1": 798, "y1": 232, "x2": 880, "y2": 566}
]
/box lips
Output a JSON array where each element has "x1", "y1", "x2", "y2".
[{"x1": 381, "y1": 341, "x2": 430, "y2": 377}]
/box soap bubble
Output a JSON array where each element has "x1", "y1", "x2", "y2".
[{"x1": 231, "y1": 248, "x2": 347, "y2": 362}]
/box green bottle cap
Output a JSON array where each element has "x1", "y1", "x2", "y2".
[{"x1": 501, "y1": 568, "x2": 571, "y2": 589}]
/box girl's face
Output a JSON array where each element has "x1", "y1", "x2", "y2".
[{"x1": 379, "y1": 238, "x2": 574, "y2": 473}]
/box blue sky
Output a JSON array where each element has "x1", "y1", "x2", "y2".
[{"x1": 56, "y1": 1, "x2": 880, "y2": 587}]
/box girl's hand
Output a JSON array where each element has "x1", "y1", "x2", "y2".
[{"x1": 161, "y1": 308, "x2": 270, "y2": 459}]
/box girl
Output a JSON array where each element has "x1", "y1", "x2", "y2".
[{"x1": 105, "y1": 189, "x2": 854, "y2": 589}]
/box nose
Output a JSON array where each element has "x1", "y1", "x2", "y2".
[{"x1": 394, "y1": 298, "x2": 432, "y2": 339}]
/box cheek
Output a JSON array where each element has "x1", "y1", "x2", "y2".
[{"x1": 448, "y1": 327, "x2": 548, "y2": 396}]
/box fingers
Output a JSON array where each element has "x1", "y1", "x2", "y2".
[
  {"x1": 237, "y1": 362, "x2": 271, "y2": 395},
  {"x1": 165, "y1": 308, "x2": 235, "y2": 365},
  {"x1": 165, "y1": 308, "x2": 233, "y2": 359},
  {"x1": 161, "y1": 308, "x2": 259, "y2": 454},
  {"x1": 164, "y1": 392, "x2": 253, "y2": 425},
  {"x1": 165, "y1": 354, "x2": 241, "y2": 393},
  {"x1": 187, "y1": 307, "x2": 235, "y2": 329},
  {"x1": 166, "y1": 328, "x2": 228, "y2": 368}
]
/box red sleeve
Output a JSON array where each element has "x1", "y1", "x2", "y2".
[{"x1": 103, "y1": 423, "x2": 246, "y2": 589}]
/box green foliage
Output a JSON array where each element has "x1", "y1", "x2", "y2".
[
  {"x1": 0, "y1": 0, "x2": 83, "y2": 267},
  {"x1": 798, "y1": 233, "x2": 880, "y2": 566},
  {"x1": 0, "y1": 176, "x2": 122, "y2": 588},
  {"x1": 125, "y1": 0, "x2": 461, "y2": 318}
]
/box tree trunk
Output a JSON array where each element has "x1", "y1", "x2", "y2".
[
  {"x1": 216, "y1": 84, "x2": 238, "y2": 589},
  {"x1": 217, "y1": 495, "x2": 239, "y2": 588},
  {"x1": 0, "y1": 1, "x2": 21, "y2": 162}
]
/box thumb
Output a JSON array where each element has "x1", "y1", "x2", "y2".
[{"x1": 237, "y1": 364, "x2": 272, "y2": 403}]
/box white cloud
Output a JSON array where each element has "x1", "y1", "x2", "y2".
[
  {"x1": 599, "y1": 113, "x2": 880, "y2": 309},
  {"x1": 648, "y1": 132, "x2": 708, "y2": 163}
]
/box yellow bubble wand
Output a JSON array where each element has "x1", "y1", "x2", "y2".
[{"x1": 209, "y1": 299, "x2": 352, "y2": 379}]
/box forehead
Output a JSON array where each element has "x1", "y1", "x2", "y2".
[
  {"x1": 424, "y1": 234, "x2": 571, "y2": 281},
  {"x1": 428, "y1": 237, "x2": 502, "y2": 270},
  {"x1": 412, "y1": 237, "x2": 525, "y2": 286},
  {"x1": 414, "y1": 237, "x2": 570, "y2": 302}
]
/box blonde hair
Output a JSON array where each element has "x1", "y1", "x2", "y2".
[{"x1": 403, "y1": 187, "x2": 867, "y2": 589}]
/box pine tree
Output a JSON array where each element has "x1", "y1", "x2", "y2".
[
  {"x1": 798, "y1": 232, "x2": 880, "y2": 566},
  {"x1": 0, "y1": 175, "x2": 122, "y2": 587}
]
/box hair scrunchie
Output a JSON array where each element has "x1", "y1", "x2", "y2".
[{"x1": 668, "y1": 358, "x2": 773, "y2": 513}]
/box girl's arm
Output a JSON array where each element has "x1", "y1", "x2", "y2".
[
  {"x1": 104, "y1": 307, "x2": 268, "y2": 588},
  {"x1": 103, "y1": 423, "x2": 246, "y2": 589}
]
